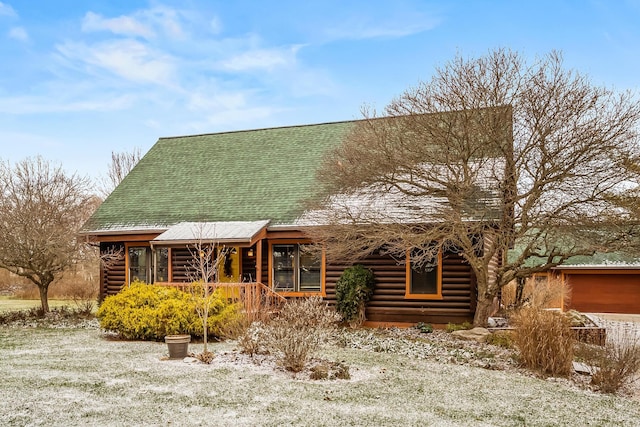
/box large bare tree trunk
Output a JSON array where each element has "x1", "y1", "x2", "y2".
[
  {"x1": 473, "y1": 296, "x2": 495, "y2": 327},
  {"x1": 38, "y1": 283, "x2": 50, "y2": 313}
]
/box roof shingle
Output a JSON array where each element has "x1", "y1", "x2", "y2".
[{"x1": 83, "y1": 121, "x2": 354, "y2": 233}]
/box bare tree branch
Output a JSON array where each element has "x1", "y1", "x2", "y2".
[
  {"x1": 98, "y1": 148, "x2": 142, "y2": 197},
  {"x1": 0, "y1": 156, "x2": 94, "y2": 312},
  {"x1": 307, "y1": 49, "x2": 640, "y2": 325}
]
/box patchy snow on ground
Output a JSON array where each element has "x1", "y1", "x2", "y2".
[{"x1": 0, "y1": 322, "x2": 639, "y2": 426}]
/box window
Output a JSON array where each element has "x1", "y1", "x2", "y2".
[
  {"x1": 405, "y1": 249, "x2": 442, "y2": 299},
  {"x1": 270, "y1": 243, "x2": 322, "y2": 294},
  {"x1": 155, "y1": 248, "x2": 169, "y2": 282},
  {"x1": 127, "y1": 245, "x2": 170, "y2": 284},
  {"x1": 128, "y1": 246, "x2": 150, "y2": 283}
]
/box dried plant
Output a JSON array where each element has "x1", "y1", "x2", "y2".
[
  {"x1": 577, "y1": 329, "x2": 640, "y2": 393},
  {"x1": 261, "y1": 297, "x2": 340, "y2": 372},
  {"x1": 502, "y1": 275, "x2": 571, "y2": 311},
  {"x1": 511, "y1": 308, "x2": 575, "y2": 376}
]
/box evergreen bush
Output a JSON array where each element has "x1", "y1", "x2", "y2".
[
  {"x1": 97, "y1": 281, "x2": 239, "y2": 340},
  {"x1": 335, "y1": 265, "x2": 375, "y2": 326}
]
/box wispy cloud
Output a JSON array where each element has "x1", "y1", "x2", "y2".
[
  {"x1": 82, "y1": 6, "x2": 186, "y2": 40},
  {"x1": 82, "y1": 11, "x2": 155, "y2": 39},
  {"x1": 0, "y1": 1, "x2": 16, "y2": 17},
  {"x1": 325, "y1": 17, "x2": 439, "y2": 41},
  {"x1": 55, "y1": 39, "x2": 176, "y2": 86},
  {"x1": 8, "y1": 26, "x2": 27, "y2": 41},
  {"x1": 218, "y1": 46, "x2": 301, "y2": 72},
  {"x1": 0, "y1": 93, "x2": 135, "y2": 114}
]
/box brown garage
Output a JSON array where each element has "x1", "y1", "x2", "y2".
[{"x1": 556, "y1": 267, "x2": 640, "y2": 314}]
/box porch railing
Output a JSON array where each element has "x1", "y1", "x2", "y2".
[{"x1": 160, "y1": 281, "x2": 286, "y2": 318}]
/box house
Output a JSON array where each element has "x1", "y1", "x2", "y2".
[{"x1": 82, "y1": 118, "x2": 509, "y2": 325}]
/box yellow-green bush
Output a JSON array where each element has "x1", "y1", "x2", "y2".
[{"x1": 97, "y1": 281, "x2": 239, "y2": 341}]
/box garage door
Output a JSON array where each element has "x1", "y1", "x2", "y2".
[{"x1": 565, "y1": 273, "x2": 640, "y2": 314}]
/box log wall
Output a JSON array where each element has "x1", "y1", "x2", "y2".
[
  {"x1": 323, "y1": 251, "x2": 475, "y2": 324},
  {"x1": 170, "y1": 248, "x2": 192, "y2": 283},
  {"x1": 101, "y1": 239, "x2": 476, "y2": 324},
  {"x1": 99, "y1": 242, "x2": 126, "y2": 299}
]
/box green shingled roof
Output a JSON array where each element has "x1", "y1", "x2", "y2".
[{"x1": 83, "y1": 121, "x2": 354, "y2": 233}]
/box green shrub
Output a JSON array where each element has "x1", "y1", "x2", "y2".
[
  {"x1": 97, "y1": 281, "x2": 239, "y2": 341},
  {"x1": 485, "y1": 331, "x2": 513, "y2": 348},
  {"x1": 415, "y1": 322, "x2": 433, "y2": 334},
  {"x1": 511, "y1": 308, "x2": 574, "y2": 376},
  {"x1": 335, "y1": 265, "x2": 375, "y2": 326},
  {"x1": 445, "y1": 322, "x2": 473, "y2": 333}
]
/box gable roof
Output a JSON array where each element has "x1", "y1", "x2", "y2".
[{"x1": 83, "y1": 121, "x2": 354, "y2": 233}]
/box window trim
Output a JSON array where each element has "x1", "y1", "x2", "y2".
[
  {"x1": 404, "y1": 249, "x2": 443, "y2": 300},
  {"x1": 268, "y1": 240, "x2": 326, "y2": 297}
]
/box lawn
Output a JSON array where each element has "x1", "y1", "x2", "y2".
[
  {"x1": 0, "y1": 297, "x2": 77, "y2": 312},
  {"x1": 1, "y1": 325, "x2": 639, "y2": 426}
]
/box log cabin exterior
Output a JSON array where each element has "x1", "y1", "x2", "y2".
[{"x1": 82, "y1": 118, "x2": 503, "y2": 325}]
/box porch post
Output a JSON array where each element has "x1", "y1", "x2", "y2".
[{"x1": 256, "y1": 240, "x2": 263, "y2": 284}]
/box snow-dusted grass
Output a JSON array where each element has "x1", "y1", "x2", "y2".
[
  {"x1": 1, "y1": 326, "x2": 639, "y2": 426},
  {"x1": 0, "y1": 297, "x2": 76, "y2": 312}
]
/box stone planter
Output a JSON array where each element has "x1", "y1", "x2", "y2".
[{"x1": 165, "y1": 334, "x2": 191, "y2": 359}]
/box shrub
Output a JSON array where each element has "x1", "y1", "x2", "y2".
[
  {"x1": 576, "y1": 329, "x2": 640, "y2": 394},
  {"x1": 97, "y1": 281, "x2": 238, "y2": 341},
  {"x1": 445, "y1": 322, "x2": 473, "y2": 333},
  {"x1": 485, "y1": 331, "x2": 513, "y2": 349},
  {"x1": 511, "y1": 308, "x2": 574, "y2": 376},
  {"x1": 416, "y1": 322, "x2": 433, "y2": 334},
  {"x1": 238, "y1": 321, "x2": 270, "y2": 356},
  {"x1": 335, "y1": 265, "x2": 375, "y2": 326},
  {"x1": 261, "y1": 296, "x2": 340, "y2": 372}
]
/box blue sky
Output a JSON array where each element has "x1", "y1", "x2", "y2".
[{"x1": 1, "y1": 0, "x2": 639, "y2": 182}]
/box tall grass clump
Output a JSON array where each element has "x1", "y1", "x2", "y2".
[
  {"x1": 501, "y1": 275, "x2": 571, "y2": 311},
  {"x1": 576, "y1": 329, "x2": 640, "y2": 393},
  {"x1": 511, "y1": 308, "x2": 575, "y2": 376}
]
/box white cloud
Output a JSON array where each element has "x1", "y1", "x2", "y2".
[
  {"x1": 219, "y1": 46, "x2": 300, "y2": 72},
  {"x1": 0, "y1": 2, "x2": 16, "y2": 17},
  {"x1": 8, "y1": 26, "x2": 27, "y2": 41},
  {"x1": 189, "y1": 106, "x2": 280, "y2": 131},
  {"x1": 145, "y1": 6, "x2": 184, "y2": 39},
  {"x1": 56, "y1": 39, "x2": 176, "y2": 86},
  {"x1": 0, "y1": 94, "x2": 135, "y2": 114},
  {"x1": 325, "y1": 16, "x2": 440, "y2": 40},
  {"x1": 210, "y1": 16, "x2": 222, "y2": 35},
  {"x1": 187, "y1": 91, "x2": 247, "y2": 112},
  {"x1": 82, "y1": 11, "x2": 155, "y2": 39},
  {"x1": 81, "y1": 6, "x2": 187, "y2": 40}
]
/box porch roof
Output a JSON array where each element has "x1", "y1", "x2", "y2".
[{"x1": 151, "y1": 220, "x2": 270, "y2": 246}]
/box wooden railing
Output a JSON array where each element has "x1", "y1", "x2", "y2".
[{"x1": 159, "y1": 282, "x2": 286, "y2": 318}]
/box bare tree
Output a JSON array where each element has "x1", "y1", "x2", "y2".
[
  {"x1": 187, "y1": 223, "x2": 230, "y2": 355},
  {"x1": 309, "y1": 49, "x2": 640, "y2": 326},
  {"x1": 0, "y1": 157, "x2": 93, "y2": 312},
  {"x1": 99, "y1": 148, "x2": 142, "y2": 197}
]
